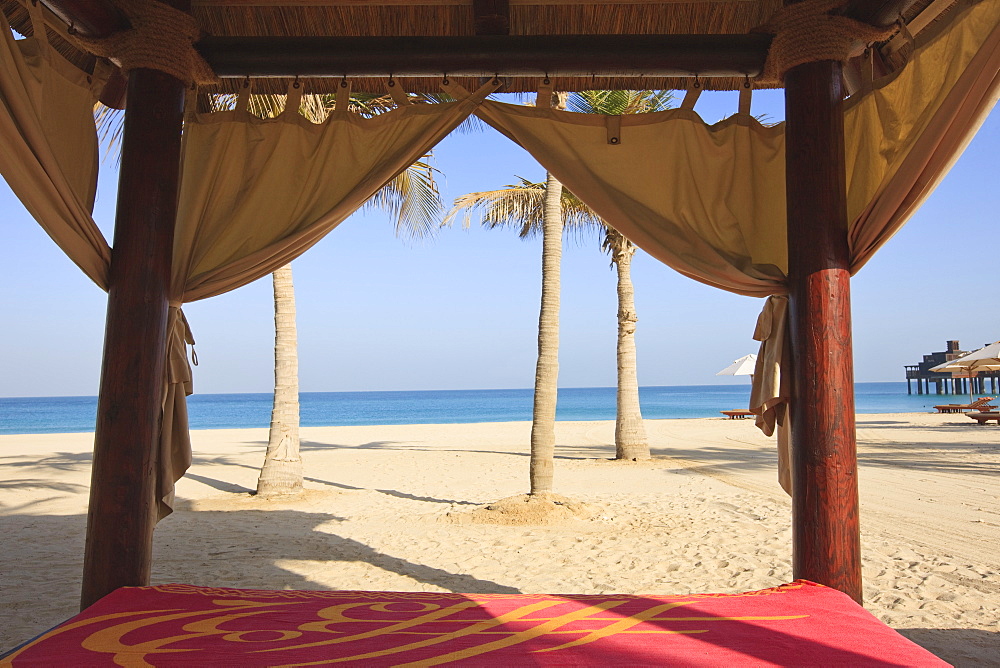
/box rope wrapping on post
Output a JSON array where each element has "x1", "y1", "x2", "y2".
[
  {"x1": 68, "y1": 0, "x2": 217, "y2": 87},
  {"x1": 753, "y1": 0, "x2": 899, "y2": 84}
]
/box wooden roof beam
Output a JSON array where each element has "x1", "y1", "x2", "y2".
[
  {"x1": 841, "y1": 0, "x2": 921, "y2": 27},
  {"x1": 192, "y1": 1, "x2": 758, "y2": 5},
  {"x1": 40, "y1": 0, "x2": 127, "y2": 38},
  {"x1": 197, "y1": 34, "x2": 772, "y2": 79}
]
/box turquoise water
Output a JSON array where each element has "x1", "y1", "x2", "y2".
[{"x1": 0, "y1": 382, "x2": 971, "y2": 435}]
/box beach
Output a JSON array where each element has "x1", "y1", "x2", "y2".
[{"x1": 1, "y1": 413, "x2": 998, "y2": 664}]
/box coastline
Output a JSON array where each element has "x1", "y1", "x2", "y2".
[
  {"x1": 2, "y1": 414, "x2": 998, "y2": 664},
  {"x1": 0, "y1": 381, "x2": 956, "y2": 435}
]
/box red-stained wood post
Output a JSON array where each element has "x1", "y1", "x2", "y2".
[
  {"x1": 784, "y1": 58, "x2": 862, "y2": 603},
  {"x1": 80, "y1": 64, "x2": 187, "y2": 610}
]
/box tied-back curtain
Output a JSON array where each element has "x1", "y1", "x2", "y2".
[
  {"x1": 846, "y1": 0, "x2": 1000, "y2": 269},
  {"x1": 761, "y1": 0, "x2": 999, "y2": 487},
  {"x1": 474, "y1": 0, "x2": 999, "y2": 492},
  {"x1": 0, "y1": 5, "x2": 110, "y2": 287}
]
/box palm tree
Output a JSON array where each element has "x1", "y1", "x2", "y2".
[
  {"x1": 255, "y1": 155, "x2": 442, "y2": 496},
  {"x1": 444, "y1": 90, "x2": 672, "y2": 472},
  {"x1": 601, "y1": 227, "x2": 647, "y2": 460},
  {"x1": 211, "y1": 91, "x2": 444, "y2": 496},
  {"x1": 446, "y1": 179, "x2": 650, "y2": 464},
  {"x1": 533, "y1": 171, "x2": 563, "y2": 494},
  {"x1": 256, "y1": 262, "x2": 302, "y2": 495},
  {"x1": 569, "y1": 90, "x2": 674, "y2": 461},
  {"x1": 443, "y1": 90, "x2": 571, "y2": 496}
]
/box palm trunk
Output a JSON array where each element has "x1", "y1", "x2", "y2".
[
  {"x1": 529, "y1": 171, "x2": 564, "y2": 495},
  {"x1": 610, "y1": 232, "x2": 649, "y2": 460},
  {"x1": 257, "y1": 263, "x2": 303, "y2": 496}
]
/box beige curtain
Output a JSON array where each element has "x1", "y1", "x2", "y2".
[
  {"x1": 2, "y1": 26, "x2": 496, "y2": 517},
  {"x1": 152, "y1": 80, "x2": 499, "y2": 517},
  {"x1": 846, "y1": 0, "x2": 1000, "y2": 269},
  {"x1": 0, "y1": 6, "x2": 109, "y2": 287},
  {"x1": 475, "y1": 103, "x2": 789, "y2": 298},
  {"x1": 173, "y1": 81, "x2": 499, "y2": 303},
  {"x1": 751, "y1": 295, "x2": 792, "y2": 494},
  {"x1": 157, "y1": 307, "x2": 195, "y2": 519},
  {"x1": 474, "y1": 0, "x2": 999, "y2": 491}
]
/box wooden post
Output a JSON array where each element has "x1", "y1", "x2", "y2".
[
  {"x1": 80, "y1": 67, "x2": 186, "y2": 608},
  {"x1": 784, "y1": 58, "x2": 862, "y2": 603}
]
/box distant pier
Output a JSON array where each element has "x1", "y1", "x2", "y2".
[{"x1": 904, "y1": 340, "x2": 1000, "y2": 395}]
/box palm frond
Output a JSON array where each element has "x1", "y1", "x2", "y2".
[
  {"x1": 297, "y1": 94, "x2": 328, "y2": 122},
  {"x1": 443, "y1": 177, "x2": 547, "y2": 237},
  {"x1": 365, "y1": 159, "x2": 444, "y2": 241},
  {"x1": 556, "y1": 187, "x2": 605, "y2": 245},
  {"x1": 599, "y1": 225, "x2": 636, "y2": 265},
  {"x1": 210, "y1": 93, "x2": 238, "y2": 112},
  {"x1": 94, "y1": 104, "x2": 123, "y2": 165},
  {"x1": 248, "y1": 94, "x2": 285, "y2": 119},
  {"x1": 716, "y1": 110, "x2": 781, "y2": 127},
  {"x1": 444, "y1": 176, "x2": 606, "y2": 241},
  {"x1": 567, "y1": 89, "x2": 675, "y2": 115}
]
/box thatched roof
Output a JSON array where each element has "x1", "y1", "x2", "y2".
[
  {"x1": 4, "y1": 0, "x2": 953, "y2": 96},
  {"x1": 195, "y1": 0, "x2": 784, "y2": 94}
]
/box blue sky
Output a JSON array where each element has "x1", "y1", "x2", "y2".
[{"x1": 1, "y1": 91, "x2": 997, "y2": 398}]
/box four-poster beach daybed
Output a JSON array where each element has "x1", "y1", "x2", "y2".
[{"x1": 1, "y1": 0, "x2": 996, "y2": 663}]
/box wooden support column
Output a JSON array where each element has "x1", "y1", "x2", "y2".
[
  {"x1": 784, "y1": 58, "x2": 861, "y2": 603},
  {"x1": 80, "y1": 51, "x2": 187, "y2": 611}
]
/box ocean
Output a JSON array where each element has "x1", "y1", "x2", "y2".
[{"x1": 0, "y1": 382, "x2": 967, "y2": 435}]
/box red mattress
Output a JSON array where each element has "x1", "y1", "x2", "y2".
[{"x1": 2, "y1": 580, "x2": 948, "y2": 667}]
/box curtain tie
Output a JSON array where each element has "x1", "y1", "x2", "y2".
[
  {"x1": 753, "y1": 0, "x2": 899, "y2": 84},
  {"x1": 68, "y1": 0, "x2": 217, "y2": 87}
]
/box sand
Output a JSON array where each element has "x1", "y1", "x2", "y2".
[{"x1": 1, "y1": 413, "x2": 998, "y2": 664}]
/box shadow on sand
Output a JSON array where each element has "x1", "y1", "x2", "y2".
[
  {"x1": 0, "y1": 504, "x2": 521, "y2": 653},
  {"x1": 896, "y1": 628, "x2": 1000, "y2": 666}
]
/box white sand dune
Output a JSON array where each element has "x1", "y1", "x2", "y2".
[{"x1": 1, "y1": 413, "x2": 998, "y2": 664}]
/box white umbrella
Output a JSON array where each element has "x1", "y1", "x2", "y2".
[
  {"x1": 716, "y1": 354, "x2": 758, "y2": 377},
  {"x1": 930, "y1": 340, "x2": 1000, "y2": 403}
]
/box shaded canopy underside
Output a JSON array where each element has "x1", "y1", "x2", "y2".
[{"x1": 2, "y1": 0, "x2": 953, "y2": 94}]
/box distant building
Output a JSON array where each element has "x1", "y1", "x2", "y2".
[{"x1": 904, "y1": 340, "x2": 998, "y2": 395}]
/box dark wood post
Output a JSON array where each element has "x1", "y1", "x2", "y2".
[
  {"x1": 784, "y1": 57, "x2": 862, "y2": 603},
  {"x1": 80, "y1": 59, "x2": 187, "y2": 610}
]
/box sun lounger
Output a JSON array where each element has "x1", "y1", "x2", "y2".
[
  {"x1": 721, "y1": 409, "x2": 755, "y2": 419},
  {"x1": 967, "y1": 412, "x2": 1000, "y2": 425},
  {"x1": 933, "y1": 397, "x2": 996, "y2": 413}
]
